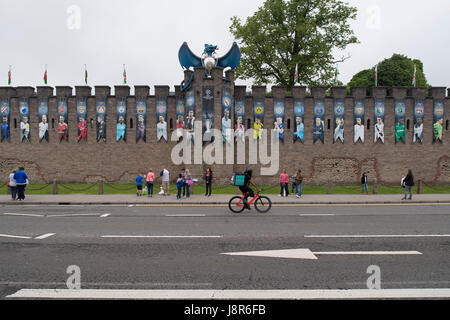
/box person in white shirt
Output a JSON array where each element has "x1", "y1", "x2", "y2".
[
  {"x1": 39, "y1": 115, "x2": 49, "y2": 142},
  {"x1": 20, "y1": 116, "x2": 30, "y2": 142},
  {"x1": 186, "y1": 111, "x2": 195, "y2": 144},
  {"x1": 334, "y1": 117, "x2": 344, "y2": 143},
  {"x1": 374, "y1": 116, "x2": 384, "y2": 143},
  {"x1": 354, "y1": 117, "x2": 364, "y2": 143},
  {"x1": 9, "y1": 169, "x2": 17, "y2": 200},
  {"x1": 160, "y1": 168, "x2": 170, "y2": 195},
  {"x1": 234, "y1": 116, "x2": 245, "y2": 143},
  {"x1": 157, "y1": 116, "x2": 167, "y2": 142},
  {"x1": 413, "y1": 117, "x2": 423, "y2": 144},
  {"x1": 222, "y1": 109, "x2": 232, "y2": 144}
]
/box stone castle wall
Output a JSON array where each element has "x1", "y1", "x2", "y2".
[{"x1": 0, "y1": 67, "x2": 449, "y2": 186}]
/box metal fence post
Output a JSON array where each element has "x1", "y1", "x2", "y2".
[
  {"x1": 327, "y1": 183, "x2": 332, "y2": 194},
  {"x1": 418, "y1": 180, "x2": 423, "y2": 194},
  {"x1": 99, "y1": 181, "x2": 103, "y2": 195},
  {"x1": 53, "y1": 179, "x2": 58, "y2": 194}
]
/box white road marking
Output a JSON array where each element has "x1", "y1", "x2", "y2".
[
  {"x1": 305, "y1": 234, "x2": 450, "y2": 238},
  {"x1": 299, "y1": 214, "x2": 335, "y2": 216},
  {"x1": 222, "y1": 249, "x2": 318, "y2": 260},
  {"x1": 47, "y1": 214, "x2": 103, "y2": 217},
  {"x1": 221, "y1": 249, "x2": 422, "y2": 260},
  {"x1": 7, "y1": 289, "x2": 450, "y2": 299},
  {"x1": 100, "y1": 214, "x2": 111, "y2": 218},
  {"x1": 102, "y1": 235, "x2": 223, "y2": 239},
  {"x1": 315, "y1": 251, "x2": 422, "y2": 256},
  {"x1": 34, "y1": 233, "x2": 56, "y2": 240},
  {"x1": 3, "y1": 213, "x2": 44, "y2": 217},
  {"x1": 165, "y1": 214, "x2": 206, "y2": 217},
  {"x1": 0, "y1": 234, "x2": 32, "y2": 239}
]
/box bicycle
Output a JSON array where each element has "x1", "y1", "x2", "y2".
[{"x1": 228, "y1": 191, "x2": 272, "y2": 213}]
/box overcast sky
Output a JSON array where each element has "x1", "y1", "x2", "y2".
[{"x1": 1, "y1": 0, "x2": 449, "y2": 94}]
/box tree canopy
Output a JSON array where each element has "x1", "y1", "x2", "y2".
[
  {"x1": 348, "y1": 54, "x2": 428, "y2": 88},
  {"x1": 230, "y1": 0, "x2": 358, "y2": 88}
]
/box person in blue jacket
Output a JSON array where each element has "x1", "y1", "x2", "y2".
[{"x1": 13, "y1": 167, "x2": 28, "y2": 201}]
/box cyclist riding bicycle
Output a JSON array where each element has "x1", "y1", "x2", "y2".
[{"x1": 239, "y1": 168, "x2": 261, "y2": 210}]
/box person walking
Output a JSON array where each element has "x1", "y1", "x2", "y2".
[
  {"x1": 205, "y1": 168, "x2": 212, "y2": 197},
  {"x1": 279, "y1": 169, "x2": 289, "y2": 197},
  {"x1": 146, "y1": 169, "x2": 155, "y2": 197},
  {"x1": 160, "y1": 168, "x2": 170, "y2": 196},
  {"x1": 295, "y1": 169, "x2": 303, "y2": 198},
  {"x1": 13, "y1": 167, "x2": 28, "y2": 201},
  {"x1": 402, "y1": 169, "x2": 414, "y2": 200},
  {"x1": 361, "y1": 172, "x2": 369, "y2": 195},
  {"x1": 9, "y1": 169, "x2": 17, "y2": 200},
  {"x1": 185, "y1": 169, "x2": 192, "y2": 198}
]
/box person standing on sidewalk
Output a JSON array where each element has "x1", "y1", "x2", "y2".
[
  {"x1": 181, "y1": 168, "x2": 187, "y2": 198},
  {"x1": 146, "y1": 169, "x2": 155, "y2": 197},
  {"x1": 176, "y1": 174, "x2": 183, "y2": 200},
  {"x1": 185, "y1": 169, "x2": 192, "y2": 198},
  {"x1": 160, "y1": 168, "x2": 170, "y2": 196},
  {"x1": 136, "y1": 174, "x2": 144, "y2": 197},
  {"x1": 279, "y1": 169, "x2": 289, "y2": 197},
  {"x1": 205, "y1": 168, "x2": 213, "y2": 197},
  {"x1": 13, "y1": 167, "x2": 28, "y2": 201},
  {"x1": 9, "y1": 169, "x2": 17, "y2": 200},
  {"x1": 402, "y1": 169, "x2": 414, "y2": 200},
  {"x1": 291, "y1": 172, "x2": 297, "y2": 194},
  {"x1": 361, "y1": 172, "x2": 369, "y2": 195},
  {"x1": 295, "y1": 169, "x2": 303, "y2": 198}
]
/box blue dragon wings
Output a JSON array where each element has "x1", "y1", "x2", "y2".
[
  {"x1": 178, "y1": 42, "x2": 202, "y2": 70},
  {"x1": 178, "y1": 42, "x2": 241, "y2": 70},
  {"x1": 217, "y1": 42, "x2": 241, "y2": 70}
]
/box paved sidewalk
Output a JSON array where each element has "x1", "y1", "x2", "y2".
[{"x1": 1, "y1": 193, "x2": 450, "y2": 205}]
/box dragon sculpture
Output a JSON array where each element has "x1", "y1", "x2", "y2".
[{"x1": 178, "y1": 42, "x2": 241, "y2": 91}]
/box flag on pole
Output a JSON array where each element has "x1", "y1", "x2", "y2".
[
  {"x1": 412, "y1": 64, "x2": 416, "y2": 87},
  {"x1": 8, "y1": 66, "x2": 11, "y2": 85},
  {"x1": 43, "y1": 65, "x2": 48, "y2": 85},
  {"x1": 84, "y1": 64, "x2": 88, "y2": 85},
  {"x1": 123, "y1": 64, "x2": 127, "y2": 84},
  {"x1": 374, "y1": 64, "x2": 378, "y2": 87},
  {"x1": 294, "y1": 63, "x2": 299, "y2": 84}
]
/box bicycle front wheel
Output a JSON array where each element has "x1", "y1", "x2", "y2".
[
  {"x1": 254, "y1": 196, "x2": 272, "y2": 213},
  {"x1": 228, "y1": 196, "x2": 245, "y2": 213}
]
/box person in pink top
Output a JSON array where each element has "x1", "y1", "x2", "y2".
[
  {"x1": 280, "y1": 170, "x2": 289, "y2": 197},
  {"x1": 146, "y1": 169, "x2": 155, "y2": 197}
]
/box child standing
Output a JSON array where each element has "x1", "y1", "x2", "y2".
[
  {"x1": 136, "y1": 174, "x2": 144, "y2": 197},
  {"x1": 176, "y1": 174, "x2": 183, "y2": 200}
]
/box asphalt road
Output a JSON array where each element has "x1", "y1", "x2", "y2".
[{"x1": 0, "y1": 204, "x2": 449, "y2": 299}]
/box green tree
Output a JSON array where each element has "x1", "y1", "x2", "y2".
[
  {"x1": 230, "y1": 0, "x2": 358, "y2": 88},
  {"x1": 348, "y1": 54, "x2": 428, "y2": 88}
]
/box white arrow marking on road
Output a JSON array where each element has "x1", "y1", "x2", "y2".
[
  {"x1": 34, "y1": 233, "x2": 56, "y2": 240},
  {"x1": 221, "y1": 249, "x2": 422, "y2": 260},
  {"x1": 0, "y1": 234, "x2": 32, "y2": 239},
  {"x1": 100, "y1": 214, "x2": 111, "y2": 218},
  {"x1": 47, "y1": 214, "x2": 104, "y2": 217},
  {"x1": 222, "y1": 249, "x2": 318, "y2": 260},
  {"x1": 3, "y1": 213, "x2": 44, "y2": 217}
]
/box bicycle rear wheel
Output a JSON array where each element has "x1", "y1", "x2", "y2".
[
  {"x1": 254, "y1": 196, "x2": 272, "y2": 213},
  {"x1": 229, "y1": 196, "x2": 245, "y2": 213}
]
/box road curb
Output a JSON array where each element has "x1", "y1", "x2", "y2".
[{"x1": 1, "y1": 201, "x2": 449, "y2": 206}]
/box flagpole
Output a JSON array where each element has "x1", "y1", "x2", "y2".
[{"x1": 8, "y1": 65, "x2": 11, "y2": 86}]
